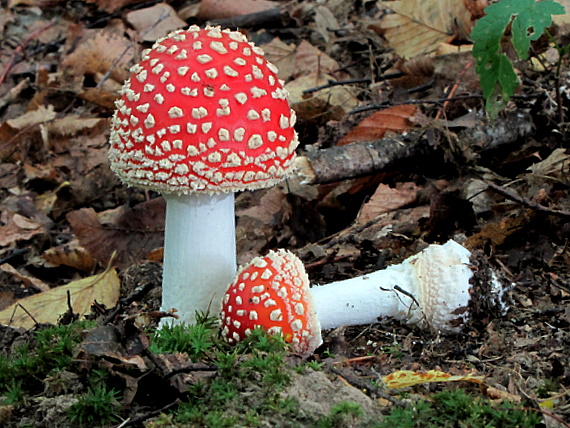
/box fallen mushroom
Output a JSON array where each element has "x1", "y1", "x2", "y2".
[
  {"x1": 109, "y1": 26, "x2": 298, "y2": 325},
  {"x1": 220, "y1": 240, "x2": 507, "y2": 356}
]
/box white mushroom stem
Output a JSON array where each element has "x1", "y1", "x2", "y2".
[
  {"x1": 161, "y1": 192, "x2": 237, "y2": 326},
  {"x1": 309, "y1": 240, "x2": 480, "y2": 332}
]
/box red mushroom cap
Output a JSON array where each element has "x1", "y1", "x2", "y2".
[
  {"x1": 220, "y1": 249, "x2": 322, "y2": 357},
  {"x1": 109, "y1": 25, "x2": 298, "y2": 195}
]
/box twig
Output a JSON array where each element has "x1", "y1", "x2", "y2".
[
  {"x1": 303, "y1": 78, "x2": 373, "y2": 95},
  {"x1": 9, "y1": 303, "x2": 40, "y2": 327},
  {"x1": 351, "y1": 94, "x2": 483, "y2": 114},
  {"x1": 113, "y1": 398, "x2": 180, "y2": 427},
  {"x1": 295, "y1": 111, "x2": 534, "y2": 185},
  {"x1": 487, "y1": 182, "x2": 570, "y2": 218},
  {"x1": 435, "y1": 59, "x2": 474, "y2": 120},
  {"x1": 328, "y1": 366, "x2": 402, "y2": 405}
]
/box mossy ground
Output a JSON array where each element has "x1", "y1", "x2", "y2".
[{"x1": 0, "y1": 315, "x2": 544, "y2": 428}]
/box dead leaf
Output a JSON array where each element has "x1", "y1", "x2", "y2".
[
  {"x1": 60, "y1": 25, "x2": 138, "y2": 87},
  {"x1": 357, "y1": 182, "x2": 418, "y2": 224},
  {"x1": 85, "y1": 0, "x2": 145, "y2": 14},
  {"x1": 67, "y1": 198, "x2": 166, "y2": 269},
  {"x1": 0, "y1": 267, "x2": 120, "y2": 329},
  {"x1": 80, "y1": 325, "x2": 147, "y2": 370},
  {"x1": 6, "y1": 105, "x2": 56, "y2": 129},
  {"x1": 376, "y1": 0, "x2": 473, "y2": 58},
  {"x1": 286, "y1": 72, "x2": 360, "y2": 122},
  {"x1": 196, "y1": 0, "x2": 277, "y2": 20},
  {"x1": 0, "y1": 264, "x2": 50, "y2": 292},
  {"x1": 465, "y1": 214, "x2": 529, "y2": 249},
  {"x1": 42, "y1": 240, "x2": 96, "y2": 272},
  {"x1": 0, "y1": 213, "x2": 46, "y2": 248},
  {"x1": 485, "y1": 386, "x2": 522, "y2": 403},
  {"x1": 526, "y1": 148, "x2": 569, "y2": 177},
  {"x1": 338, "y1": 105, "x2": 418, "y2": 146},
  {"x1": 126, "y1": 3, "x2": 186, "y2": 42},
  {"x1": 46, "y1": 116, "x2": 106, "y2": 137},
  {"x1": 382, "y1": 369, "x2": 485, "y2": 389},
  {"x1": 237, "y1": 187, "x2": 286, "y2": 224}
]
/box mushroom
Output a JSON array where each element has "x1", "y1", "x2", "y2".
[
  {"x1": 220, "y1": 240, "x2": 507, "y2": 356},
  {"x1": 108, "y1": 26, "x2": 298, "y2": 325}
]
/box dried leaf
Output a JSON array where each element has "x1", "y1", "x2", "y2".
[
  {"x1": 6, "y1": 105, "x2": 56, "y2": 130},
  {"x1": 0, "y1": 213, "x2": 46, "y2": 248},
  {"x1": 526, "y1": 148, "x2": 570, "y2": 177},
  {"x1": 357, "y1": 182, "x2": 418, "y2": 224},
  {"x1": 42, "y1": 241, "x2": 96, "y2": 272},
  {"x1": 196, "y1": 0, "x2": 277, "y2": 20},
  {"x1": 85, "y1": 0, "x2": 145, "y2": 14},
  {"x1": 376, "y1": 0, "x2": 473, "y2": 58},
  {"x1": 126, "y1": 3, "x2": 186, "y2": 42},
  {"x1": 60, "y1": 26, "x2": 138, "y2": 86},
  {"x1": 67, "y1": 198, "x2": 165, "y2": 269},
  {"x1": 286, "y1": 72, "x2": 360, "y2": 122},
  {"x1": 0, "y1": 267, "x2": 120, "y2": 329},
  {"x1": 382, "y1": 370, "x2": 485, "y2": 389},
  {"x1": 485, "y1": 385, "x2": 522, "y2": 403},
  {"x1": 80, "y1": 325, "x2": 147, "y2": 370},
  {"x1": 46, "y1": 116, "x2": 106, "y2": 137},
  {"x1": 0, "y1": 264, "x2": 50, "y2": 292},
  {"x1": 338, "y1": 105, "x2": 418, "y2": 146},
  {"x1": 263, "y1": 39, "x2": 340, "y2": 82}
]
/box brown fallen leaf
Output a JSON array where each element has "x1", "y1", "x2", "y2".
[
  {"x1": 0, "y1": 213, "x2": 47, "y2": 248},
  {"x1": 264, "y1": 39, "x2": 341, "y2": 81},
  {"x1": 338, "y1": 105, "x2": 418, "y2": 146},
  {"x1": 375, "y1": 0, "x2": 473, "y2": 58},
  {"x1": 60, "y1": 24, "x2": 138, "y2": 88},
  {"x1": 126, "y1": 3, "x2": 186, "y2": 42},
  {"x1": 67, "y1": 197, "x2": 165, "y2": 269},
  {"x1": 85, "y1": 0, "x2": 145, "y2": 14},
  {"x1": 357, "y1": 182, "x2": 418, "y2": 224},
  {"x1": 0, "y1": 267, "x2": 120, "y2": 329},
  {"x1": 0, "y1": 264, "x2": 50, "y2": 292},
  {"x1": 42, "y1": 240, "x2": 96, "y2": 272},
  {"x1": 286, "y1": 72, "x2": 360, "y2": 122},
  {"x1": 196, "y1": 0, "x2": 277, "y2": 20}
]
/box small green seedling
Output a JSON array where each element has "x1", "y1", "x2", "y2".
[
  {"x1": 68, "y1": 384, "x2": 120, "y2": 426},
  {"x1": 471, "y1": 0, "x2": 565, "y2": 117}
]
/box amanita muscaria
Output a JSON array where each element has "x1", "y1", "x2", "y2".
[
  {"x1": 220, "y1": 240, "x2": 507, "y2": 357},
  {"x1": 108, "y1": 26, "x2": 298, "y2": 325}
]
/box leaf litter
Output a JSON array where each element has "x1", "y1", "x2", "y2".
[{"x1": 0, "y1": 0, "x2": 569, "y2": 426}]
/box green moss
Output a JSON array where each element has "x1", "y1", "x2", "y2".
[
  {"x1": 68, "y1": 384, "x2": 120, "y2": 426},
  {"x1": 377, "y1": 389, "x2": 541, "y2": 428}
]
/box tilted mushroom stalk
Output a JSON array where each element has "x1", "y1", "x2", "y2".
[
  {"x1": 220, "y1": 240, "x2": 507, "y2": 357},
  {"x1": 108, "y1": 26, "x2": 298, "y2": 325}
]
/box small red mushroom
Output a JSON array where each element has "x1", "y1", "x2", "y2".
[
  {"x1": 220, "y1": 249, "x2": 322, "y2": 357},
  {"x1": 109, "y1": 26, "x2": 298, "y2": 325},
  {"x1": 221, "y1": 241, "x2": 507, "y2": 356}
]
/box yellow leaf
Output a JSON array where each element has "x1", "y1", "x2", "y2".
[
  {"x1": 377, "y1": 0, "x2": 473, "y2": 58},
  {"x1": 382, "y1": 370, "x2": 485, "y2": 389},
  {"x1": 0, "y1": 268, "x2": 120, "y2": 329}
]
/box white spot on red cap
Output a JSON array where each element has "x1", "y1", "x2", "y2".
[
  {"x1": 197, "y1": 54, "x2": 213, "y2": 64},
  {"x1": 168, "y1": 107, "x2": 184, "y2": 118},
  {"x1": 191, "y1": 107, "x2": 208, "y2": 119}
]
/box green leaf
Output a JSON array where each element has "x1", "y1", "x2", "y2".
[{"x1": 471, "y1": 0, "x2": 566, "y2": 118}]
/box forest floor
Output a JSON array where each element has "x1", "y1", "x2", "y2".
[{"x1": 0, "y1": 0, "x2": 569, "y2": 427}]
